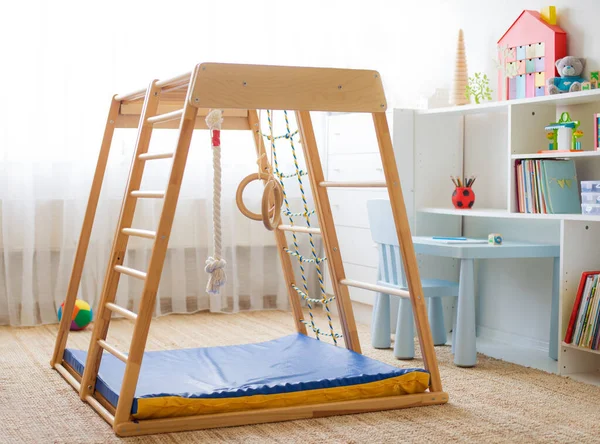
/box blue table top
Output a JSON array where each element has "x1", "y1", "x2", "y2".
[{"x1": 412, "y1": 236, "x2": 560, "y2": 259}]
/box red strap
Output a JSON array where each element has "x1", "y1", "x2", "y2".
[{"x1": 212, "y1": 129, "x2": 221, "y2": 147}]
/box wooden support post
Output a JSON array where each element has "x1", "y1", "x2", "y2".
[
  {"x1": 50, "y1": 97, "x2": 121, "y2": 367},
  {"x1": 296, "y1": 111, "x2": 361, "y2": 353},
  {"x1": 247, "y1": 110, "x2": 307, "y2": 335},
  {"x1": 79, "y1": 82, "x2": 162, "y2": 401},
  {"x1": 372, "y1": 112, "x2": 443, "y2": 393},
  {"x1": 113, "y1": 99, "x2": 199, "y2": 427}
]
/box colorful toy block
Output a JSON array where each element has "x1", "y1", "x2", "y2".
[{"x1": 590, "y1": 71, "x2": 599, "y2": 89}]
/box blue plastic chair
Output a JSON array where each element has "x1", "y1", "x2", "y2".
[{"x1": 367, "y1": 199, "x2": 459, "y2": 359}]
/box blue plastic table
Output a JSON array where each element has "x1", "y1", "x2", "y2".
[{"x1": 412, "y1": 237, "x2": 560, "y2": 367}]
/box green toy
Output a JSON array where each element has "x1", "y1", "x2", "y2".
[
  {"x1": 465, "y1": 72, "x2": 493, "y2": 104},
  {"x1": 543, "y1": 112, "x2": 583, "y2": 152}
]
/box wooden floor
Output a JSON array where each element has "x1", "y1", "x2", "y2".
[{"x1": 2, "y1": 310, "x2": 600, "y2": 443}]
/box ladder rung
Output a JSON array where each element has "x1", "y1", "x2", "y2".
[
  {"x1": 146, "y1": 109, "x2": 184, "y2": 125},
  {"x1": 122, "y1": 228, "x2": 156, "y2": 239},
  {"x1": 85, "y1": 395, "x2": 115, "y2": 426},
  {"x1": 278, "y1": 225, "x2": 321, "y2": 235},
  {"x1": 114, "y1": 265, "x2": 147, "y2": 280},
  {"x1": 105, "y1": 302, "x2": 138, "y2": 321},
  {"x1": 138, "y1": 152, "x2": 174, "y2": 161},
  {"x1": 97, "y1": 339, "x2": 128, "y2": 363},
  {"x1": 319, "y1": 181, "x2": 387, "y2": 188},
  {"x1": 131, "y1": 190, "x2": 165, "y2": 198},
  {"x1": 156, "y1": 71, "x2": 192, "y2": 88},
  {"x1": 340, "y1": 279, "x2": 410, "y2": 299},
  {"x1": 115, "y1": 87, "x2": 147, "y2": 103},
  {"x1": 54, "y1": 363, "x2": 81, "y2": 391}
]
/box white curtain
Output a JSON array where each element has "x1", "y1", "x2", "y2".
[{"x1": 0, "y1": 1, "x2": 326, "y2": 326}]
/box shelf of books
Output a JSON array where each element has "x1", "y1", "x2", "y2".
[
  {"x1": 561, "y1": 220, "x2": 600, "y2": 385},
  {"x1": 563, "y1": 271, "x2": 600, "y2": 352},
  {"x1": 408, "y1": 90, "x2": 600, "y2": 380}
]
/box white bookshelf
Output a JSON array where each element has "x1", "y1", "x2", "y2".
[
  {"x1": 393, "y1": 89, "x2": 600, "y2": 385},
  {"x1": 420, "y1": 207, "x2": 600, "y2": 222}
]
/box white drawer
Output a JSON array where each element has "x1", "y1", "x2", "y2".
[
  {"x1": 327, "y1": 153, "x2": 384, "y2": 182},
  {"x1": 329, "y1": 189, "x2": 388, "y2": 228},
  {"x1": 327, "y1": 114, "x2": 381, "y2": 154},
  {"x1": 336, "y1": 226, "x2": 378, "y2": 267}
]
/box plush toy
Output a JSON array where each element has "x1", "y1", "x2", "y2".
[{"x1": 547, "y1": 56, "x2": 586, "y2": 94}]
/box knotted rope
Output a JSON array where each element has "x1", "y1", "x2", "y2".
[{"x1": 205, "y1": 109, "x2": 226, "y2": 294}]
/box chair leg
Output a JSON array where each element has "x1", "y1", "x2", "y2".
[
  {"x1": 394, "y1": 298, "x2": 415, "y2": 359},
  {"x1": 371, "y1": 292, "x2": 391, "y2": 349},
  {"x1": 428, "y1": 297, "x2": 447, "y2": 346}
]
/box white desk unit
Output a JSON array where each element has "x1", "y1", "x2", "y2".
[{"x1": 324, "y1": 89, "x2": 600, "y2": 385}]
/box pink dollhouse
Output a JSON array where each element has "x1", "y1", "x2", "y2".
[{"x1": 498, "y1": 9, "x2": 567, "y2": 100}]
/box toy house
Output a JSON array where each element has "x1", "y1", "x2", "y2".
[{"x1": 498, "y1": 9, "x2": 566, "y2": 100}]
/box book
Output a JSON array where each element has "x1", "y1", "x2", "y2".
[
  {"x1": 515, "y1": 159, "x2": 580, "y2": 214},
  {"x1": 576, "y1": 275, "x2": 598, "y2": 345},
  {"x1": 572, "y1": 276, "x2": 594, "y2": 343},
  {"x1": 517, "y1": 162, "x2": 524, "y2": 212},
  {"x1": 564, "y1": 272, "x2": 600, "y2": 343},
  {"x1": 578, "y1": 276, "x2": 600, "y2": 348},
  {"x1": 540, "y1": 160, "x2": 580, "y2": 214}
]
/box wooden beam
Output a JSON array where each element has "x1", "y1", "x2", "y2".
[
  {"x1": 296, "y1": 110, "x2": 361, "y2": 353},
  {"x1": 189, "y1": 63, "x2": 387, "y2": 113},
  {"x1": 115, "y1": 114, "x2": 250, "y2": 130},
  {"x1": 79, "y1": 81, "x2": 162, "y2": 402},
  {"x1": 113, "y1": 85, "x2": 200, "y2": 426},
  {"x1": 50, "y1": 97, "x2": 120, "y2": 367},
  {"x1": 247, "y1": 110, "x2": 307, "y2": 336},
  {"x1": 120, "y1": 103, "x2": 248, "y2": 117},
  {"x1": 114, "y1": 391, "x2": 449, "y2": 436},
  {"x1": 372, "y1": 112, "x2": 443, "y2": 393}
]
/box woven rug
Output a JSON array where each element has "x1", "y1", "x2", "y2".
[{"x1": 1, "y1": 310, "x2": 599, "y2": 443}]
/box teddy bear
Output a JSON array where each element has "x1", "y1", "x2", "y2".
[{"x1": 547, "y1": 56, "x2": 586, "y2": 94}]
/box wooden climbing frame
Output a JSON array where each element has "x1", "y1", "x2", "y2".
[{"x1": 50, "y1": 63, "x2": 448, "y2": 436}]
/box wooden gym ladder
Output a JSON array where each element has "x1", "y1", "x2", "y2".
[{"x1": 51, "y1": 63, "x2": 446, "y2": 436}]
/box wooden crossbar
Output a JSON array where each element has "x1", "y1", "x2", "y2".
[
  {"x1": 114, "y1": 265, "x2": 147, "y2": 280},
  {"x1": 147, "y1": 109, "x2": 184, "y2": 124},
  {"x1": 122, "y1": 228, "x2": 157, "y2": 239},
  {"x1": 156, "y1": 72, "x2": 192, "y2": 88},
  {"x1": 131, "y1": 191, "x2": 165, "y2": 198},
  {"x1": 340, "y1": 279, "x2": 410, "y2": 298},
  {"x1": 139, "y1": 152, "x2": 173, "y2": 160},
  {"x1": 106, "y1": 302, "x2": 138, "y2": 321},
  {"x1": 97, "y1": 340, "x2": 128, "y2": 363},
  {"x1": 278, "y1": 225, "x2": 321, "y2": 235},
  {"x1": 86, "y1": 395, "x2": 115, "y2": 426}
]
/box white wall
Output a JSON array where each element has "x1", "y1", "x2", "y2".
[{"x1": 2, "y1": 0, "x2": 599, "y2": 157}]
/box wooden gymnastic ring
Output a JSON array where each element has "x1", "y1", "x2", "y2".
[
  {"x1": 236, "y1": 173, "x2": 266, "y2": 221},
  {"x1": 261, "y1": 179, "x2": 283, "y2": 231}
]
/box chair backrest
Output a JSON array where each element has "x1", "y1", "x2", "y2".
[{"x1": 367, "y1": 199, "x2": 406, "y2": 287}]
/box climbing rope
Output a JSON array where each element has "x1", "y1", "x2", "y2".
[
  {"x1": 266, "y1": 110, "x2": 339, "y2": 344},
  {"x1": 204, "y1": 110, "x2": 227, "y2": 295}
]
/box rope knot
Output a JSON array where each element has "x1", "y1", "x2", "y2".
[
  {"x1": 205, "y1": 109, "x2": 223, "y2": 130},
  {"x1": 205, "y1": 257, "x2": 227, "y2": 295},
  {"x1": 204, "y1": 257, "x2": 227, "y2": 273}
]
